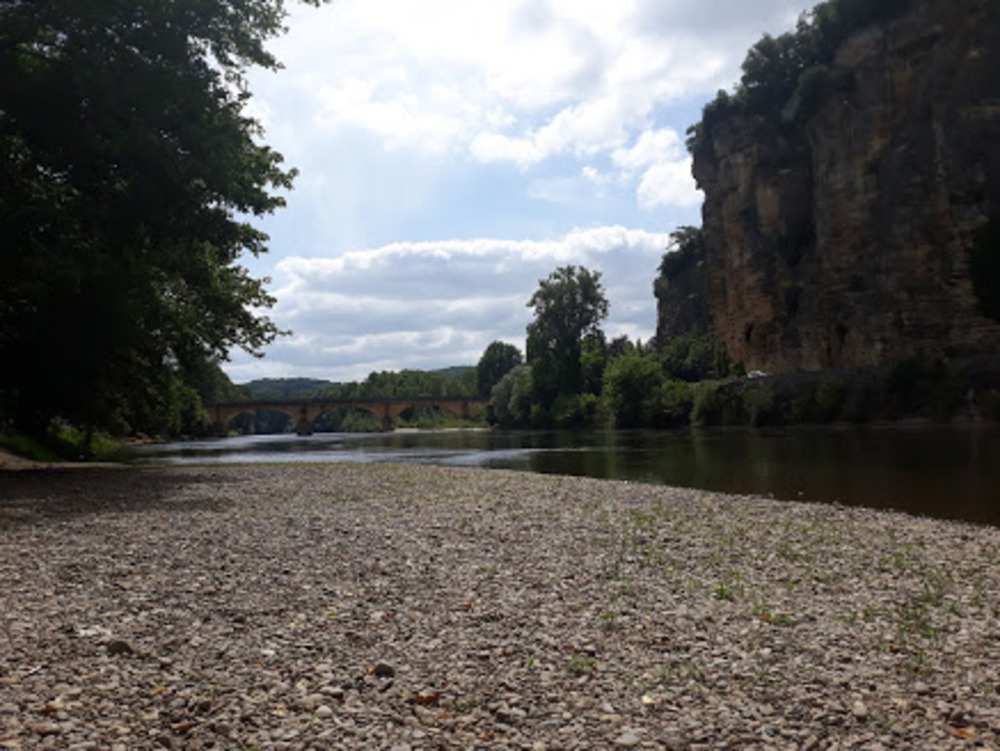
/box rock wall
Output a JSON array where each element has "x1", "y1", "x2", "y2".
[{"x1": 686, "y1": 0, "x2": 1000, "y2": 372}]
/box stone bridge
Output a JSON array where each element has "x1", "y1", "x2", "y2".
[{"x1": 206, "y1": 396, "x2": 489, "y2": 435}]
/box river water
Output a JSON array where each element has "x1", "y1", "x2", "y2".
[{"x1": 131, "y1": 425, "x2": 1000, "y2": 526}]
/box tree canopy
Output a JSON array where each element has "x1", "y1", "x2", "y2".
[
  {"x1": 476, "y1": 341, "x2": 524, "y2": 398},
  {"x1": 0, "y1": 0, "x2": 318, "y2": 438},
  {"x1": 526, "y1": 266, "x2": 608, "y2": 409}
]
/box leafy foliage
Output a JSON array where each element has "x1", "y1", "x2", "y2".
[
  {"x1": 490, "y1": 365, "x2": 534, "y2": 428},
  {"x1": 526, "y1": 266, "x2": 609, "y2": 412},
  {"x1": 313, "y1": 408, "x2": 383, "y2": 433},
  {"x1": 658, "y1": 226, "x2": 706, "y2": 280},
  {"x1": 242, "y1": 378, "x2": 332, "y2": 401},
  {"x1": 0, "y1": 0, "x2": 323, "y2": 437},
  {"x1": 580, "y1": 332, "x2": 608, "y2": 396},
  {"x1": 476, "y1": 342, "x2": 524, "y2": 397},
  {"x1": 603, "y1": 351, "x2": 664, "y2": 428},
  {"x1": 314, "y1": 368, "x2": 477, "y2": 400},
  {"x1": 660, "y1": 334, "x2": 733, "y2": 383}
]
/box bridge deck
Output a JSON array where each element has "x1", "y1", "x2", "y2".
[{"x1": 205, "y1": 395, "x2": 489, "y2": 435}]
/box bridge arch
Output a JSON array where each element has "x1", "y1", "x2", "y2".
[{"x1": 312, "y1": 405, "x2": 383, "y2": 433}]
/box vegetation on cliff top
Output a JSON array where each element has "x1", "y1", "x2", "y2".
[
  {"x1": 686, "y1": 0, "x2": 923, "y2": 152},
  {"x1": 658, "y1": 226, "x2": 705, "y2": 281}
]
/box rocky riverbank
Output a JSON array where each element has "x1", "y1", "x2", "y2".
[{"x1": 1, "y1": 463, "x2": 999, "y2": 749}]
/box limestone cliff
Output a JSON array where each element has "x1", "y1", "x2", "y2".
[{"x1": 675, "y1": 0, "x2": 1000, "y2": 372}]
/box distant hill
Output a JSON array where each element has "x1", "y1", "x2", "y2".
[
  {"x1": 240, "y1": 378, "x2": 333, "y2": 400},
  {"x1": 434, "y1": 365, "x2": 476, "y2": 382},
  {"x1": 236, "y1": 367, "x2": 477, "y2": 402}
]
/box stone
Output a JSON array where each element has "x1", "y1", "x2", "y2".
[
  {"x1": 106, "y1": 640, "x2": 134, "y2": 657},
  {"x1": 852, "y1": 701, "x2": 869, "y2": 721}
]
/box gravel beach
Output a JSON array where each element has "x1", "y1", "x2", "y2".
[{"x1": 1, "y1": 461, "x2": 999, "y2": 750}]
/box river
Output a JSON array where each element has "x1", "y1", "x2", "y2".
[{"x1": 130, "y1": 424, "x2": 1000, "y2": 526}]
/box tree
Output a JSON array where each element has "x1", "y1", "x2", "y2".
[
  {"x1": 476, "y1": 342, "x2": 524, "y2": 397},
  {"x1": 661, "y1": 334, "x2": 732, "y2": 382},
  {"x1": 526, "y1": 266, "x2": 609, "y2": 409},
  {"x1": 603, "y1": 350, "x2": 663, "y2": 428},
  {"x1": 489, "y1": 365, "x2": 533, "y2": 428},
  {"x1": 0, "y1": 0, "x2": 320, "y2": 439},
  {"x1": 658, "y1": 226, "x2": 705, "y2": 280},
  {"x1": 580, "y1": 332, "x2": 607, "y2": 395}
]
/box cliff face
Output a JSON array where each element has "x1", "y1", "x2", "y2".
[{"x1": 683, "y1": 0, "x2": 1000, "y2": 372}]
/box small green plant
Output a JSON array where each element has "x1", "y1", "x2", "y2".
[
  {"x1": 600, "y1": 611, "x2": 621, "y2": 632},
  {"x1": 713, "y1": 581, "x2": 736, "y2": 601},
  {"x1": 566, "y1": 653, "x2": 597, "y2": 676},
  {"x1": 759, "y1": 611, "x2": 798, "y2": 626}
]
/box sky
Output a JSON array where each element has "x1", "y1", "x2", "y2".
[{"x1": 225, "y1": 0, "x2": 818, "y2": 384}]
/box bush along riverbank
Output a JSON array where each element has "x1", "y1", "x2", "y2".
[
  {"x1": 2, "y1": 462, "x2": 1000, "y2": 749},
  {"x1": 689, "y1": 355, "x2": 1000, "y2": 428},
  {"x1": 593, "y1": 353, "x2": 1000, "y2": 431}
]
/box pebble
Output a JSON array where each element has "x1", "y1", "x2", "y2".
[
  {"x1": 105, "y1": 640, "x2": 134, "y2": 657},
  {"x1": 852, "y1": 701, "x2": 869, "y2": 720},
  {"x1": 372, "y1": 662, "x2": 395, "y2": 677},
  {"x1": 615, "y1": 730, "x2": 642, "y2": 747}
]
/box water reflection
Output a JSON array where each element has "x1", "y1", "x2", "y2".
[{"x1": 132, "y1": 425, "x2": 1000, "y2": 526}]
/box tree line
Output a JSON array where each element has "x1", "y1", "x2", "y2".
[
  {"x1": 1, "y1": 0, "x2": 324, "y2": 454},
  {"x1": 478, "y1": 263, "x2": 737, "y2": 430}
]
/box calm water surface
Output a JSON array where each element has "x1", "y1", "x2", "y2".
[{"x1": 131, "y1": 426, "x2": 1000, "y2": 526}]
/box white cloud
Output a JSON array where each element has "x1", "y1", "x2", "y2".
[
  {"x1": 636, "y1": 159, "x2": 701, "y2": 209},
  {"x1": 225, "y1": 226, "x2": 670, "y2": 383},
  {"x1": 470, "y1": 132, "x2": 545, "y2": 166},
  {"x1": 613, "y1": 129, "x2": 684, "y2": 172},
  {"x1": 252, "y1": 0, "x2": 814, "y2": 209},
  {"x1": 608, "y1": 129, "x2": 702, "y2": 209}
]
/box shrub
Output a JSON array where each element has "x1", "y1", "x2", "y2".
[
  {"x1": 660, "y1": 334, "x2": 731, "y2": 382},
  {"x1": 604, "y1": 350, "x2": 664, "y2": 428},
  {"x1": 335, "y1": 409, "x2": 382, "y2": 433},
  {"x1": 553, "y1": 393, "x2": 606, "y2": 429},
  {"x1": 490, "y1": 365, "x2": 533, "y2": 428},
  {"x1": 654, "y1": 381, "x2": 695, "y2": 428},
  {"x1": 691, "y1": 382, "x2": 726, "y2": 426}
]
